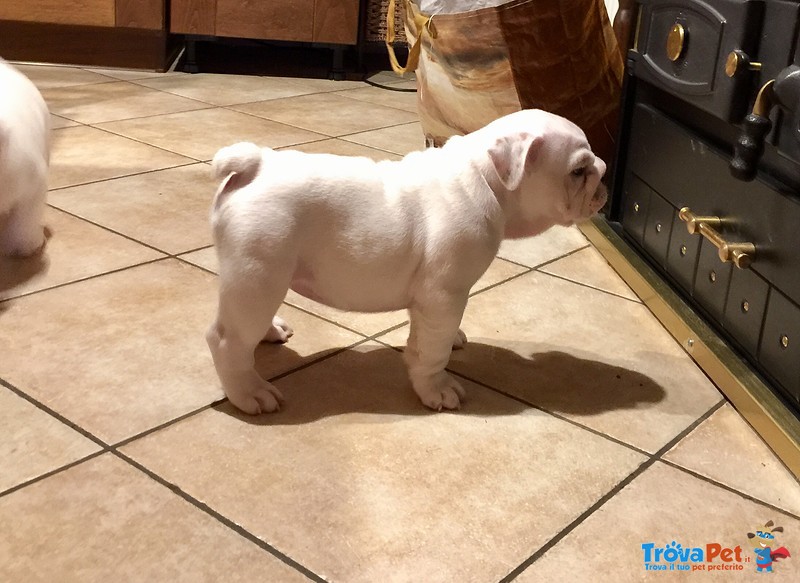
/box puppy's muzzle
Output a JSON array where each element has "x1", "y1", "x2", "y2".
[{"x1": 588, "y1": 181, "x2": 608, "y2": 213}]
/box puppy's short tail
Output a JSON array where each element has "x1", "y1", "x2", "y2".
[
  {"x1": 211, "y1": 142, "x2": 264, "y2": 211},
  {"x1": 212, "y1": 142, "x2": 263, "y2": 182}
]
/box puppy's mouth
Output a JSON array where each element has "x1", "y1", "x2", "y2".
[{"x1": 588, "y1": 182, "x2": 608, "y2": 213}]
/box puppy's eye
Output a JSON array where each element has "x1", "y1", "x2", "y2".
[{"x1": 571, "y1": 167, "x2": 587, "y2": 177}]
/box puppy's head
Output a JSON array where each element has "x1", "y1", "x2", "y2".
[{"x1": 484, "y1": 110, "x2": 608, "y2": 239}]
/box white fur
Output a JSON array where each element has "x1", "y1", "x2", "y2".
[
  {"x1": 208, "y1": 109, "x2": 607, "y2": 414},
  {"x1": 0, "y1": 59, "x2": 50, "y2": 257}
]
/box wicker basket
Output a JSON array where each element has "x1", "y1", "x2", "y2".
[{"x1": 365, "y1": 0, "x2": 407, "y2": 43}]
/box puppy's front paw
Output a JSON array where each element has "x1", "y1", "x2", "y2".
[
  {"x1": 452, "y1": 328, "x2": 468, "y2": 350},
  {"x1": 227, "y1": 380, "x2": 284, "y2": 415},
  {"x1": 262, "y1": 316, "x2": 294, "y2": 343},
  {"x1": 412, "y1": 371, "x2": 466, "y2": 411}
]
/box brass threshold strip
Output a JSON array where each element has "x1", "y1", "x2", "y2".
[{"x1": 581, "y1": 217, "x2": 800, "y2": 480}]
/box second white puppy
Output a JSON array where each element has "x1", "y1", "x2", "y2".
[
  {"x1": 0, "y1": 59, "x2": 51, "y2": 256},
  {"x1": 208, "y1": 109, "x2": 607, "y2": 414}
]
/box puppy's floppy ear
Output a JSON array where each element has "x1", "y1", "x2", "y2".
[{"x1": 488, "y1": 132, "x2": 542, "y2": 191}]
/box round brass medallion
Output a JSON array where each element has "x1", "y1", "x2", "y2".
[{"x1": 667, "y1": 23, "x2": 686, "y2": 62}]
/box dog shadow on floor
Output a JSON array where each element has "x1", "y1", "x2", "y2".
[
  {"x1": 218, "y1": 339, "x2": 667, "y2": 426},
  {"x1": 0, "y1": 232, "x2": 51, "y2": 300}
]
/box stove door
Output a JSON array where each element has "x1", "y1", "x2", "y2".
[{"x1": 633, "y1": 0, "x2": 765, "y2": 122}]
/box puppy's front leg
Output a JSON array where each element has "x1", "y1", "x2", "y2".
[
  {"x1": 404, "y1": 296, "x2": 469, "y2": 410},
  {"x1": 0, "y1": 192, "x2": 46, "y2": 257}
]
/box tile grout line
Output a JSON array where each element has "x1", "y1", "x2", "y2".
[
  {"x1": 111, "y1": 449, "x2": 328, "y2": 583},
  {"x1": 48, "y1": 160, "x2": 202, "y2": 192},
  {"x1": 536, "y1": 270, "x2": 643, "y2": 304},
  {"x1": 0, "y1": 375, "x2": 327, "y2": 580},
  {"x1": 45, "y1": 203, "x2": 171, "y2": 254},
  {"x1": 497, "y1": 399, "x2": 727, "y2": 583},
  {"x1": 372, "y1": 333, "x2": 656, "y2": 460},
  {"x1": 659, "y1": 458, "x2": 800, "y2": 521},
  {"x1": 445, "y1": 366, "x2": 655, "y2": 458},
  {"x1": 221, "y1": 103, "x2": 419, "y2": 147},
  {"x1": 499, "y1": 243, "x2": 590, "y2": 271},
  {"x1": 84, "y1": 124, "x2": 207, "y2": 162},
  {"x1": 0, "y1": 450, "x2": 106, "y2": 498},
  {"x1": 0, "y1": 257, "x2": 167, "y2": 305},
  {"x1": 0, "y1": 377, "x2": 110, "y2": 450}
]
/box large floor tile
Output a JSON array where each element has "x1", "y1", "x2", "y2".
[
  {"x1": 379, "y1": 271, "x2": 723, "y2": 453},
  {"x1": 133, "y1": 73, "x2": 326, "y2": 106},
  {"x1": 0, "y1": 454, "x2": 306, "y2": 582},
  {"x1": 97, "y1": 108, "x2": 324, "y2": 161},
  {"x1": 13, "y1": 64, "x2": 114, "y2": 89},
  {"x1": 49, "y1": 163, "x2": 216, "y2": 254},
  {"x1": 664, "y1": 404, "x2": 800, "y2": 515},
  {"x1": 0, "y1": 387, "x2": 99, "y2": 493},
  {"x1": 49, "y1": 126, "x2": 193, "y2": 189},
  {"x1": 232, "y1": 93, "x2": 419, "y2": 136},
  {"x1": 516, "y1": 462, "x2": 800, "y2": 582},
  {"x1": 0, "y1": 207, "x2": 162, "y2": 301},
  {"x1": 280, "y1": 137, "x2": 403, "y2": 161},
  {"x1": 336, "y1": 83, "x2": 418, "y2": 112},
  {"x1": 342, "y1": 121, "x2": 425, "y2": 156},
  {"x1": 122, "y1": 343, "x2": 646, "y2": 583},
  {"x1": 42, "y1": 81, "x2": 207, "y2": 124},
  {"x1": 0, "y1": 260, "x2": 221, "y2": 444},
  {"x1": 498, "y1": 225, "x2": 588, "y2": 267},
  {"x1": 540, "y1": 245, "x2": 640, "y2": 301}
]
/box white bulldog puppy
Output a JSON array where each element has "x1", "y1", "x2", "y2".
[
  {"x1": 0, "y1": 59, "x2": 50, "y2": 256},
  {"x1": 208, "y1": 109, "x2": 607, "y2": 414}
]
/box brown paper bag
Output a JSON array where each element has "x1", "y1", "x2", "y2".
[{"x1": 386, "y1": 0, "x2": 624, "y2": 167}]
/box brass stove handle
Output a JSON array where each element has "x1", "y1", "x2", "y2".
[
  {"x1": 679, "y1": 207, "x2": 755, "y2": 269},
  {"x1": 725, "y1": 50, "x2": 762, "y2": 77}
]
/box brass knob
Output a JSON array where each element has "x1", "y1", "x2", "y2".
[
  {"x1": 667, "y1": 23, "x2": 686, "y2": 62},
  {"x1": 725, "y1": 50, "x2": 762, "y2": 78},
  {"x1": 679, "y1": 207, "x2": 755, "y2": 269}
]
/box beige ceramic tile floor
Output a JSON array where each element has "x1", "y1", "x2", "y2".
[{"x1": 1, "y1": 63, "x2": 799, "y2": 582}]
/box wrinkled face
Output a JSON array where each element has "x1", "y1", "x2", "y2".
[{"x1": 483, "y1": 111, "x2": 608, "y2": 239}]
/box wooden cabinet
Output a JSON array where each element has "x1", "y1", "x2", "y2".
[
  {"x1": 171, "y1": 0, "x2": 360, "y2": 45},
  {"x1": 0, "y1": 1, "x2": 170, "y2": 69},
  {"x1": 0, "y1": 0, "x2": 164, "y2": 30}
]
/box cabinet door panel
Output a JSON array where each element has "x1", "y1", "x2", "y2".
[
  {"x1": 0, "y1": 0, "x2": 115, "y2": 27},
  {"x1": 170, "y1": 0, "x2": 216, "y2": 35},
  {"x1": 216, "y1": 0, "x2": 313, "y2": 42},
  {"x1": 116, "y1": 0, "x2": 163, "y2": 30},
  {"x1": 314, "y1": 0, "x2": 359, "y2": 44}
]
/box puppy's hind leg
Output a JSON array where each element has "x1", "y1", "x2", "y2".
[
  {"x1": 207, "y1": 268, "x2": 292, "y2": 414},
  {"x1": 262, "y1": 315, "x2": 294, "y2": 343}
]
